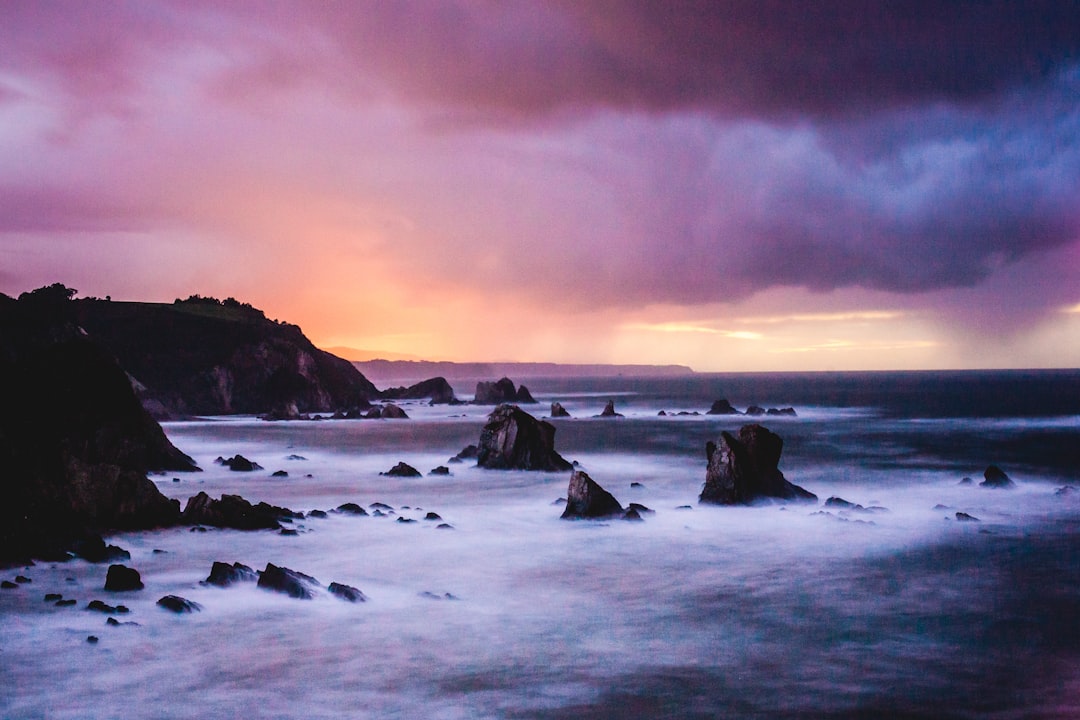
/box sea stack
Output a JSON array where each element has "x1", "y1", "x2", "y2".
[
  {"x1": 561, "y1": 470, "x2": 623, "y2": 519},
  {"x1": 699, "y1": 424, "x2": 817, "y2": 505},
  {"x1": 476, "y1": 404, "x2": 572, "y2": 471}
]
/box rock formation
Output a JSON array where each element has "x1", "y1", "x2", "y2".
[
  {"x1": 560, "y1": 470, "x2": 623, "y2": 519},
  {"x1": 476, "y1": 405, "x2": 573, "y2": 471},
  {"x1": 699, "y1": 424, "x2": 817, "y2": 505},
  {"x1": 474, "y1": 377, "x2": 537, "y2": 404},
  {"x1": 257, "y1": 563, "x2": 319, "y2": 599},
  {"x1": 980, "y1": 465, "x2": 1015, "y2": 488},
  {"x1": 204, "y1": 561, "x2": 259, "y2": 587},
  {"x1": 181, "y1": 492, "x2": 300, "y2": 530},
  {"x1": 104, "y1": 564, "x2": 144, "y2": 592},
  {"x1": 550, "y1": 402, "x2": 571, "y2": 418},
  {"x1": 0, "y1": 285, "x2": 198, "y2": 566},
  {"x1": 381, "y1": 462, "x2": 422, "y2": 477},
  {"x1": 599, "y1": 400, "x2": 623, "y2": 417},
  {"x1": 706, "y1": 399, "x2": 741, "y2": 415},
  {"x1": 381, "y1": 377, "x2": 458, "y2": 404}
]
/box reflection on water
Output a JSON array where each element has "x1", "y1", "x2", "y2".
[{"x1": 3, "y1": 372, "x2": 1080, "y2": 718}]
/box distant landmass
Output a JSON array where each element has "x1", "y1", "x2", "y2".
[
  {"x1": 351, "y1": 359, "x2": 696, "y2": 384},
  {"x1": 323, "y1": 346, "x2": 424, "y2": 362}
]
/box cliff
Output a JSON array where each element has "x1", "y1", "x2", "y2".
[
  {"x1": 74, "y1": 296, "x2": 379, "y2": 417},
  {"x1": 0, "y1": 285, "x2": 197, "y2": 565}
]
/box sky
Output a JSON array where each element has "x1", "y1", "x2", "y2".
[{"x1": 2, "y1": 1, "x2": 1080, "y2": 371}]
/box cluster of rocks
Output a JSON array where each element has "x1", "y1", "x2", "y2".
[
  {"x1": 700, "y1": 424, "x2": 817, "y2": 505},
  {"x1": 380, "y1": 377, "x2": 460, "y2": 405},
  {"x1": 203, "y1": 560, "x2": 366, "y2": 602},
  {"x1": 262, "y1": 402, "x2": 408, "y2": 421},
  {"x1": 473, "y1": 377, "x2": 536, "y2": 405},
  {"x1": 705, "y1": 398, "x2": 796, "y2": 416}
]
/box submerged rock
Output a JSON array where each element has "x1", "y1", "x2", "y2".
[
  {"x1": 980, "y1": 465, "x2": 1015, "y2": 489},
  {"x1": 598, "y1": 400, "x2": 623, "y2": 418},
  {"x1": 561, "y1": 470, "x2": 623, "y2": 519},
  {"x1": 699, "y1": 424, "x2": 817, "y2": 505},
  {"x1": 257, "y1": 563, "x2": 319, "y2": 599},
  {"x1": 104, "y1": 564, "x2": 143, "y2": 592},
  {"x1": 381, "y1": 462, "x2": 422, "y2": 478},
  {"x1": 706, "y1": 398, "x2": 740, "y2": 415},
  {"x1": 157, "y1": 595, "x2": 202, "y2": 613},
  {"x1": 204, "y1": 561, "x2": 258, "y2": 587},
  {"x1": 477, "y1": 405, "x2": 573, "y2": 471},
  {"x1": 328, "y1": 582, "x2": 367, "y2": 602}
]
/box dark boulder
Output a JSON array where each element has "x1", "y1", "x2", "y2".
[
  {"x1": 328, "y1": 582, "x2": 367, "y2": 602},
  {"x1": 599, "y1": 400, "x2": 623, "y2": 417},
  {"x1": 257, "y1": 563, "x2": 319, "y2": 599},
  {"x1": 157, "y1": 595, "x2": 202, "y2": 613},
  {"x1": 379, "y1": 404, "x2": 409, "y2": 419},
  {"x1": 561, "y1": 470, "x2": 624, "y2": 519},
  {"x1": 104, "y1": 564, "x2": 143, "y2": 592},
  {"x1": 381, "y1": 462, "x2": 422, "y2": 477},
  {"x1": 550, "y1": 402, "x2": 571, "y2": 418},
  {"x1": 699, "y1": 424, "x2": 817, "y2": 505},
  {"x1": 955, "y1": 512, "x2": 981, "y2": 522},
  {"x1": 217, "y1": 455, "x2": 261, "y2": 472},
  {"x1": 627, "y1": 502, "x2": 654, "y2": 515},
  {"x1": 335, "y1": 502, "x2": 368, "y2": 516},
  {"x1": 204, "y1": 561, "x2": 258, "y2": 587},
  {"x1": 429, "y1": 466, "x2": 450, "y2": 476},
  {"x1": 271, "y1": 470, "x2": 288, "y2": 477},
  {"x1": 980, "y1": 465, "x2": 1015, "y2": 489},
  {"x1": 477, "y1": 405, "x2": 572, "y2": 471},
  {"x1": 706, "y1": 399, "x2": 740, "y2": 415},
  {"x1": 71, "y1": 537, "x2": 131, "y2": 563},
  {"x1": 424, "y1": 512, "x2": 443, "y2": 521},
  {"x1": 181, "y1": 492, "x2": 298, "y2": 530},
  {"x1": 449, "y1": 444, "x2": 479, "y2": 464},
  {"x1": 380, "y1": 377, "x2": 458, "y2": 404}
]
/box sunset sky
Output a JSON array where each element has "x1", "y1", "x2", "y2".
[{"x1": 2, "y1": 2, "x2": 1079, "y2": 371}]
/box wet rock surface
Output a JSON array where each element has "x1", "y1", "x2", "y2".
[
  {"x1": 700, "y1": 424, "x2": 817, "y2": 505},
  {"x1": 477, "y1": 405, "x2": 573, "y2": 471}
]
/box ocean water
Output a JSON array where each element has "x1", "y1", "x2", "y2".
[{"x1": 3, "y1": 370, "x2": 1080, "y2": 719}]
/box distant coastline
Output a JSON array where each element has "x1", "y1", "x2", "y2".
[{"x1": 350, "y1": 358, "x2": 695, "y2": 384}]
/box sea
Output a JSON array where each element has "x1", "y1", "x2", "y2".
[{"x1": 3, "y1": 370, "x2": 1080, "y2": 719}]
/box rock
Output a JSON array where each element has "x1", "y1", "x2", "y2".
[
  {"x1": 181, "y1": 492, "x2": 298, "y2": 530},
  {"x1": 428, "y1": 466, "x2": 451, "y2": 476},
  {"x1": 627, "y1": 503, "x2": 654, "y2": 514},
  {"x1": 70, "y1": 537, "x2": 131, "y2": 563},
  {"x1": 477, "y1": 405, "x2": 573, "y2": 471},
  {"x1": 218, "y1": 455, "x2": 262, "y2": 472},
  {"x1": 380, "y1": 377, "x2": 458, "y2": 404},
  {"x1": 958, "y1": 477, "x2": 974, "y2": 485},
  {"x1": 381, "y1": 462, "x2": 422, "y2": 477},
  {"x1": 699, "y1": 424, "x2": 817, "y2": 505},
  {"x1": 768, "y1": 407, "x2": 797, "y2": 416},
  {"x1": 370, "y1": 502, "x2": 394, "y2": 511},
  {"x1": 955, "y1": 512, "x2": 981, "y2": 522},
  {"x1": 157, "y1": 595, "x2": 202, "y2": 613},
  {"x1": 396, "y1": 517, "x2": 417, "y2": 524},
  {"x1": 561, "y1": 470, "x2": 623, "y2": 519},
  {"x1": 87, "y1": 599, "x2": 127, "y2": 614},
  {"x1": 335, "y1": 503, "x2": 368, "y2": 516},
  {"x1": 550, "y1": 402, "x2": 571, "y2": 418},
  {"x1": 980, "y1": 465, "x2": 1015, "y2": 489},
  {"x1": 437, "y1": 523, "x2": 454, "y2": 529},
  {"x1": 474, "y1": 377, "x2": 536, "y2": 405},
  {"x1": 328, "y1": 582, "x2": 367, "y2": 602},
  {"x1": 706, "y1": 399, "x2": 741, "y2": 415},
  {"x1": 449, "y1": 444, "x2": 479, "y2": 464},
  {"x1": 622, "y1": 508, "x2": 644, "y2": 521},
  {"x1": 87, "y1": 636, "x2": 99, "y2": 644},
  {"x1": 424, "y1": 512, "x2": 443, "y2": 521},
  {"x1": 257, "y1": 563, "x2": 319, "y2": 599},
  {"x1": 308, "y1": 509, "x2": 328, "y2": 518},
  {"x1": 379, "y1": 404, "x2": 409, "y2": 419},
  {"x1": 1, "y1": 580, "x2": 17, "y2": 589},
  {"x1": 599, "y1": 400, "x2": 623, "y2": 417},
  {"x1": 271, "y1": 470, "x2": 288, "y2": 477},
  {"x1": 745, "y1": 405, "x2": 766, "y2": 416},
  {"x1": 658, "y1": 410, "x2": 667, "y2": 416},
  {"x1": 45, "y1": 593, "x2": 63, "y2": 601},
  {"x1": 824, "y1": 497, "x2": 860, "y2": 509},
  {"x1": 15, "y1": 575, "x2": 31, "y2": 583},
  {"x1": 286, "y1": 454, "x2": 307, "y2": 461},
  {"x1": 56, "y1": 598, "x2": 77, "y2": 606},
  {"x1": 630, "y1": 482, "x2": 644, "y2": 488},
  {"x1": 204, "y1": 561, "x2": 258, "y2": 587},
  {"x1": 104, "y1": 564, "x2": 143, "y2": 592}
]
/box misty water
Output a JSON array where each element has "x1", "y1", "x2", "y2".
[{"x1": 3, "y1": 371, "x2": 1080, "y2": 718}]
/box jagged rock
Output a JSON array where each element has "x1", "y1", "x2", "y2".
[
  {"x1": 380, "y1": 376, "x2": 458, "y2": 404},
  {"x1": 477, "y1": 404, "x2": 572, "y2": 471},
  {"x1": 204, "y1": 561, "x2": 258, "y2": 587},
  {"x1": 257, "y1": 563, "x2": 319, "y2": 599},
  {"x1": 379, "y1": 404, "x2": 409, "y2": 419},
  {"x1": 980, "y1": 465, "x2": 1015, "y2": 488},
  {"x1": 515, "y1": 385, "x2": 536, "y2": 403},
  {"x1": 550, "y1": 402, "x2": 571, "y2": 418},
  {"x1": 104, "y1": 565, "x2": 143, "y2": 592},
  {"x1": 181, "y1": 492, "x2": 298, "y2": 530},
  {"x1": 217, "y1": 455, "x2": 261, "y2": 472},
  {"x1": 767, "y1": 407, "x2": 797, "y2": 416},
  {"x1": 706, "y1": 399, "x2": 740, "y2": 415},
  {"x1": 699, "y1": 424, "x2": 817, "y2": 505},
  {"x1": 71, "y1": 537, "x2": 131, "y2": 563},
  {"x1": 157, "y1": 595, "x2": 202, "y2": 613},
  {"x1": 955, "y1": 512, "x2": 981, "y2": 522},
  {"x1": 271, "y1": 470, "x2": 288, "y2": 477},
  {"x1": 599, "y1": 400, "x2": 623, "y2": 418},
  {"x1": 328, "y1": 582, "x2": 367, "y2": 602},
  {"x1": 381, "y1": 462, "x2": 422, "y2": 477},
  {"x1": 335, "y1": 503, "x2": 368, "y2": 516},
  {"x1": 473, "y1": 377, "x2": 536, "y2": 404},
  {"x1": 448, "y1": 445, "x2": 479, "y2": 464},
  {"x1": 745, "y1": 405, "x2": 766, "y2": 416},
  {"x1": 429, "y1": 466, "x2": 450, "y2": 476},
  {"x1": 561, "y1": 470, "x2": 623, "y2": 519},
  {"x1": 424, "y1": 512, "x2": 443, "y2": 521}
]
